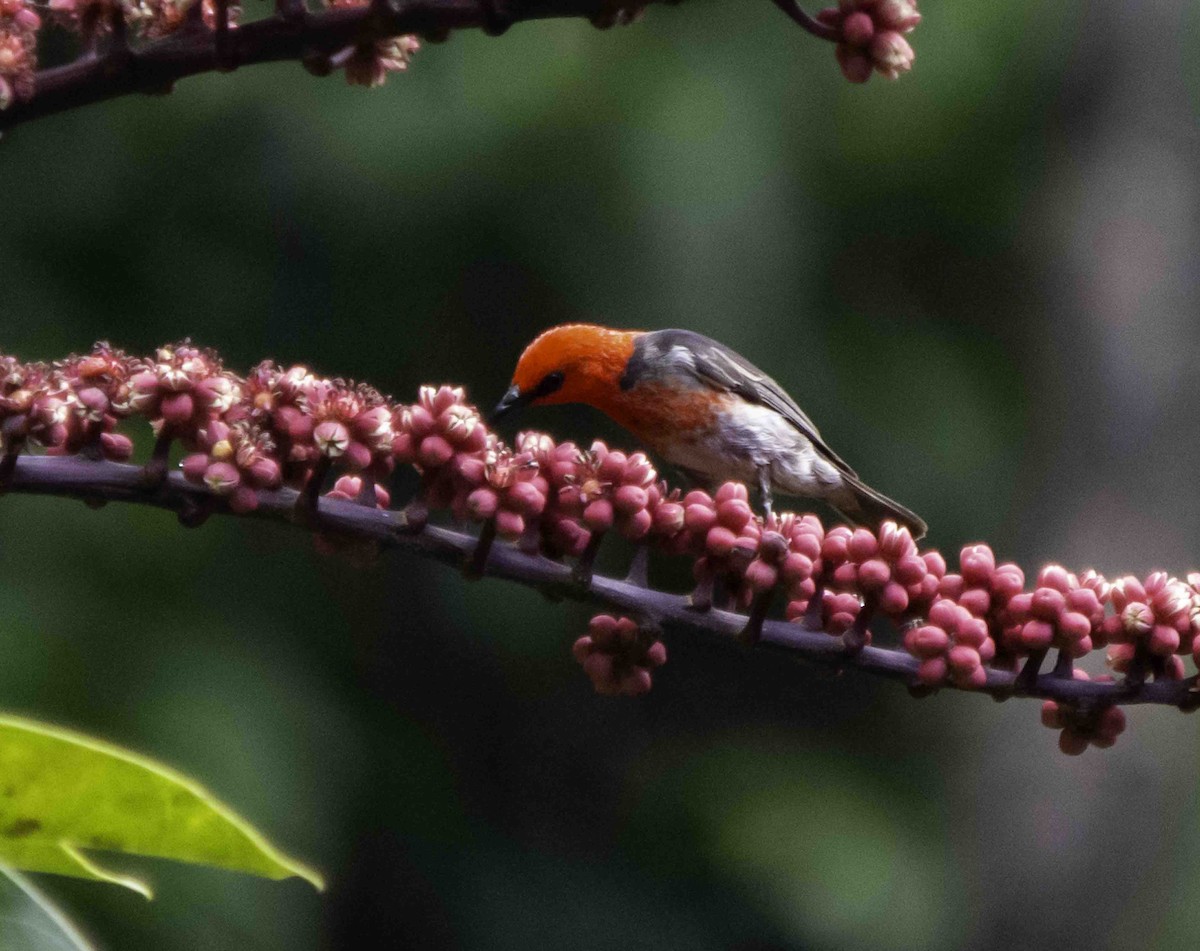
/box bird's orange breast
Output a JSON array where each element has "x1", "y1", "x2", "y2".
[{"x1": 594, "y1": 383, "x2": 731, "y2": 447}]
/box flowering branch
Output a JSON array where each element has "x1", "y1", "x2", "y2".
[
  {"x1": 2, "y1": 340, "x2": 1197, "y2": 755},
  {"x1": 0, "y1": 0, "x2": 922, "y2": 134},
  {"x1": 7, "y1": 454, "x2": 1197, "y2": 714}
]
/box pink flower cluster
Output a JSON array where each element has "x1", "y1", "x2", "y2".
[
  {"x1": 5, "y1": 342, "x2": 1200, "y2": 753},
  {"x1": 817, "y1": 0, "x2": 919, "y2": 83},
  {"x1": 573, "y1": 615, "x2": 667, "y2": 696},
  {"x1": 0, "y1": 0, "x2": 39, "y2": 110},
  {"x1": 1041, "y1": 685, "x2": 1127, "y2": 755}
]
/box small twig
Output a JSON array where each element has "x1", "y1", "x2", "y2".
[
  {"x1": 767, "y1": 0, "x2": 839, "y2": 41},
  {"x1": 1016, "y1": 647, "x2": 1049, "y2": 692},
  {"x1": 1052, "y1": 649, "x2": 1074, "y2": 679},
  {"x1": 464, "y1": 517, "x2": 497, "y2": 578},
  {"x1": 625, "y1": 544, "x2": 650, "y2": 587},
  {"x1": 738, "y1": 589, "x2": 774, "y2": 647},
  {"x1": 142, "y1": 432, "x2": 173, "y2": 486},
  {"x1": 572, "y1": 530, "x2": 605, "y2": 587},
  {"x1": 843, "y1": 597, "x2": 875, "y2": 653},
  {"x1": 297, "y1": 456, "x2": 333, "y2": 518}
]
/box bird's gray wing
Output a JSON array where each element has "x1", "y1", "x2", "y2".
[{"x1": 633, "y1": 329, "x2": 859, "y2": 477}]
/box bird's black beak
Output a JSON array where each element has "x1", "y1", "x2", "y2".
[{"x1": 489, "y1": 385, "x2": 528, "y2": 425}]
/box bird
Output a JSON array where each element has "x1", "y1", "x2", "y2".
[{"x1": 491, "y1": 324, "x2": 926, "y2": 539}]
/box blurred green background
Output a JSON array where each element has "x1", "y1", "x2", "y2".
[{"x1": 4, "y1": 0, "x2": 1200, "y2": 947}]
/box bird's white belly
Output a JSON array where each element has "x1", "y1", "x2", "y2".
[{"x1": 658, "y1": 403, "x2": 843, "y2": 498}]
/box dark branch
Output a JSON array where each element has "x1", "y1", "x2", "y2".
[
  {"x1": 2, "y1": 0, "x2": 673, "y2": 133},
  {"x1": 6, "y1": 454, "x2": 1198, "y2": 710},
  {"x1": 767, "y1": 0, "x2": 838, "y2": 41}
]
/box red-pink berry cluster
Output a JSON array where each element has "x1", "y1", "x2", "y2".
[
  {"x1": 1102, "y1": 573, "x2": 1195, "y2": 680},
  {"x1": 5, "y1": 342, "x2": 1200, "y2": 753},
  {"x1": 1041, "y1": 683, "x2": 1126, "y2": 755},
  {"x1": 182, "y1": 420, "x2": 282, "y2": 514},
  {"x1": 0, "y1": 0, "x2": 38, "y2": 111},
  {"x1": 817, "y1": 0, "x2": 919, "y2": 84},
  {"x1": 573, "y1": 615, "x2": 667, "y2": 696}
]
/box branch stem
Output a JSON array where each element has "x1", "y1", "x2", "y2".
[{"x1": 2, "y1": 454, "x2": 1195, "y2": 709}]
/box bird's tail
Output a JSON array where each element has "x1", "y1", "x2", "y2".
[{"x1": 828, "y1": 475, "x2": 927, "y2": 540}]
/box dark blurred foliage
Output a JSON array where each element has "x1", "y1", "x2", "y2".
[{"x1": 3, "y1": 1, "x2": 1200, "y2": 948}]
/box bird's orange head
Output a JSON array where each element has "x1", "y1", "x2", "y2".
[{"x1": 491, "y1": 324, "x2": 640, "y2": 422}]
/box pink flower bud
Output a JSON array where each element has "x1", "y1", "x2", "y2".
[
  {"x1": 714, "y1": 482, "x2": 748, "y2": 504},
  {"x1": 1149, "y1": 624, "x2": 1180, "y2": 656},
  {"x1": 836, "y1": 44, "x2": 873, "y2": 83},
  {"x1": 858, "y1": 558, "x2": 891, "y2": 591},
  {"x1": 160, "y1": 392, "x2": 195, "y2": 426},
  {"x1": 848, "y1": 528, "x2": 878, "y2": 562},
  {"x1": 744, "y1": 560, "x2": 779, "y2": 594},
  {"x1": 870, "y1": 30, "x2": 914, "y2": 80},
  {"x1": 938, "y1": 574, "x2": 964, "y2": 600},
  {"x1": 1038, "y1": 564, "x2": 1072, "y2": 592},
  {"x1": 229, "y1": 486, "x2": 260, "y2": 514},
  {"x1": 927, "y1": 599, "x2": 958, "y2": 631},
  {"x1": 507, "y1": 480, "x2": 546, "y2": 517},
  {"x1": 822, "y1": 530, "x2": 851, "y2": 563},
  {"x1": 623, "y1": 508, "x2": 653, "y2": 540},
  {"x1": 314, "y1": 420, "x2": 351, "y2": 458},
  {"x1": 684, "y1": 503, "x2": 717, "y2": 534},
  {"x1": 494, "y1": 508, "x2": 525, "y2": 539},
  {"x1": 467, "y1": 487, "x2": 499, "y2": 520},
  {"x1": 1058, "y1": 611, "x2": 1092, "y2": 643},
  {"x1": 1121, "y1": 603, "x2": 1153, "y2": 637},
  {"x1": 960, "y1": 544, "x2": 995, "y2": 586},
  {"x1": 1030, "y1": 588, "x2": 1065, "y2": 621},
  {"x1": 905, "y1": 625, "x2": 949, "y2": 658},
  {"x1": 705, "y1": 526, "x2": 738, "y2": 557},
  {"x1": 780, "y1": 552, "x2": 815, "y2": 584},
  {"x1": 344, "y1": 441, "x2": 373, "y2": 471},
  {"x1": 875, "y1": 0, "x2": 920, "y2": 31},
  {"x1": 1020, "y1": 620, "x2": 1055, "y2": 650},
  {"x1": 276, "y1": 405, "x2": 314, "y2": 441},
  {"x1": 614, "y1": 484, "x2": 648, "y2": 515},
  {"x1": 581, "y1": 498, "x2": 612, "y2": 532},
  {"x1": 947, "y1": 645, "x2": 981, "y2": 676},
  {"x1": 204, "y1": 461, "x2": 241, "y2": 495},
  {"x1": 182, "y1": 453, "x2": 210, "y2": 483},
  {"x1": 916, "y1": 657, "x2": 947, "y2": 685},
  {"x1": 991, "y1": 565, "x2": 1025, "y2": 599},
  {"x1": 652, "y1": 502, "x2": 685, "y2": 534},
  {"x1": 833, "y1": 563, "x2": 859, "y2": 588},
  {"x1": 100, "y1": 432, "x2": 134, "y2": 461},
  {"x1": 417, "y1": 435, "x2": 454, "y2": 468},
  {"x1": 957, "y1": 587, "x2": 990, "y2": 617},
  {"x1": 1040, "y1": 701, "x2": 1064, "y2": 729},
  {"x1": 841, "y1": 10, "x2": 874, "y2": 46},
  {"x1": 716, "y1": 498, "x2": 753, "y2": 531},
  {"x1": 894, "y1": 554, "x2": 926, "y2": 586},
  {"x1": 879, "y1": 581, "x2": 909, "y2": 615}
]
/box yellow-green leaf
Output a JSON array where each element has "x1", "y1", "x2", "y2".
[{"x1": 0, "y1": 715, "x2": 323, "y2": 898}]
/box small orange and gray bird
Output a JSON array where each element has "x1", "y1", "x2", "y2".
[{"x1": 491, "y1": 324, "x2": 926, "y2": 539}]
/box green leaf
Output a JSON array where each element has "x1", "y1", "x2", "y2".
[
  {"x1": 0, "y1": 715, "x2": 324, "y2": 898},
  {"x1": 0, "y1": 866, "x2": 96, "y2": 951}
]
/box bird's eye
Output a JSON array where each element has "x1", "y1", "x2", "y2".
[{"x1": 534, "y1": 371, "x2": 565, "y2": 398}]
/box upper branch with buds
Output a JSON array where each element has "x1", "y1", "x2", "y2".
[
  {"x1": 0, "y1": 0, "x2": 921, "y2": 134},
  {"x1": 1, "y1": 340, "x2": 1198, "y2": 756}
]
